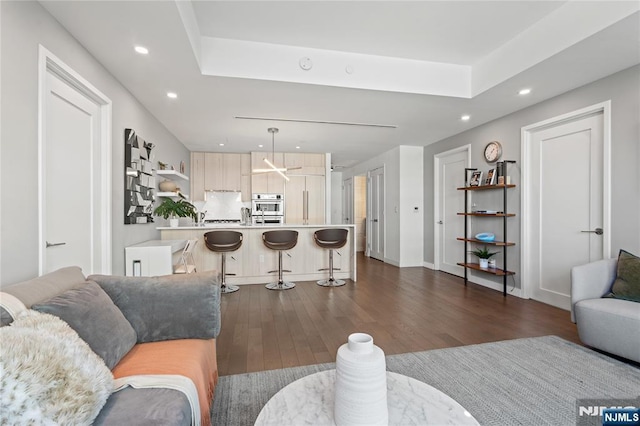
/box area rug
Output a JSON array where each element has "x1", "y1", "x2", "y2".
[{"x1": 211, "y1": 336, "x2": 640, "y2": 425}]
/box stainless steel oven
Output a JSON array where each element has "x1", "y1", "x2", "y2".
[
  {"x1": 251, "y1": 193, "x2": 284, "y2": 216},
  {"x1": 252, "y1": 215, "x2": 284, "y2": 225}
]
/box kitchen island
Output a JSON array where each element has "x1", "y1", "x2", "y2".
[{"x1": 159, "y1": 224, "x2": 356, "y2": 285}]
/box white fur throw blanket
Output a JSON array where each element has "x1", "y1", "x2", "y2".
[{"x1": 0, "y1": 310, "x2": 114, "y2": 425}]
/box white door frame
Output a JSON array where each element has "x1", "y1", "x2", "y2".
[
  {"x1": 521, "y1": 101, "x2": 611, "y2": 299},
  {"x1": 433, "y1": 144, "x2": 471, "y2": 271},
  {"x1": 38, "y1": 45, "x2": 113, "y2": 275}
]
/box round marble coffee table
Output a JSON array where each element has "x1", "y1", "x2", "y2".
[{"x1": 254, "y1": 369, "x2": 479, "y2": 425}]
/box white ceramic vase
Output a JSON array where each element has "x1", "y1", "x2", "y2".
[
  {"x1": 334, "y1": 333, "x2": 388, "y2": 426},
  {"x1": 479, "y1": 258, "x2": 489, "y2": 269},
  {"x1": 169, "y1": 218, "x2": 179, "y2": 228}
]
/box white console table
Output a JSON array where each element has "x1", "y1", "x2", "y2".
[{"x1": 125, "y1": 239, "x2": 186, "y2": 276}]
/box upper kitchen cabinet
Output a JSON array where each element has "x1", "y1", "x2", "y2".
[
  {"x1": 190, "y1": 152, "x2": 251, "y2": 201},
  {"x1": 190, "y1": 152, "x2": 205, "y2": 201},
  {"x1": 284, "y1": 153, "x2": 326, "y2": 176},
  {"x1": 251, "y1": 151, "x2": 285, "y2": 195}
]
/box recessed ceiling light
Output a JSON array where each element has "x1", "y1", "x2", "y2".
[
  {"x1": 167, "y1": 92, "x2": 177, "y2": 99},
  {"x1": 519, "y1": 88, "x2": 532, "y2": 95},
  {"x1": 219, "y1": 143, "x2": 224, "y2": 146},
  {"x1": 258, "y1": 144, "x2": 263, "y2": 148},
  {"x1": 296, "y1": 146, "x2": 301, "y2": 149},
  {"x1": 461, "y1": 115, "x2": 470, "y2": 121},
  {"x1": 134, "y1": 46, "x2": 149, "y2": 55}
]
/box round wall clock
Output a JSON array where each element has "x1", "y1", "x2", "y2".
[{"x1": 484, "y1": 141, "x2": 502, "y2": 163}]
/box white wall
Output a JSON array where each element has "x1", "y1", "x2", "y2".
[
  {"x1": 423, "y1": 65, "x2": 640, "y2": 290},
  {"x1": 342, "y1": 145, "x2": 424, "y2": 267},
  {"x1": 399, "y1": 146, "x2": 424, "y2": 267},
  {"x1": 330, "y1": 171, "x2": 343, "y2": 224},
  {"x1": 0, "y1": 1, "x2": 190, "y2": 285}
]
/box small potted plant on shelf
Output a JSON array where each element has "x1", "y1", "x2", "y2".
[
  {"x1": 153, "y1": 197, "x2": 196, "y2": 227},
  {"x1": 470, "y1": 246, "x2": 499, "y2": 269}
]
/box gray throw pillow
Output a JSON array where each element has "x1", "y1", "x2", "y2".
[
  {"x1": 32, "y1": 281, "x2": 137, "y2": 369},
  {"x1": 606, "y1": 249, "x2": 640, "y2": 302}
]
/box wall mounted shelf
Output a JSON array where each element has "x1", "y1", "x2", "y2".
[{"x1": 156, "y1": 169, "x2": 189, "y2": 200}]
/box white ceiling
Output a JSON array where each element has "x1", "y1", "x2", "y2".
[{"x1": 41, "y1": 1, "x2": 640, "y2": 168}]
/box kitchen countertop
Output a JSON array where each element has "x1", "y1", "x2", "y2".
[{"x1": 157, "y1": 224, "x2": 356, "y2": 230}]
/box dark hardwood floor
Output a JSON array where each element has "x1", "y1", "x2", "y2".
[{"x1": 216, "y1": 253, "x2": 580, "y2": 376}]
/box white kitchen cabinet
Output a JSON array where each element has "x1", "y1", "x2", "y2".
[
  {"x1": 285, "y1": 175, "x2": 325, "y2": 224},
  {"x1": 125, "y1": 239, "x2": 186, "y2": 276}
]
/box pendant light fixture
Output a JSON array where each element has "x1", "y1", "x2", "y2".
[{"x1": 251, "y1": 127, "x2": 300, "y2": 180}]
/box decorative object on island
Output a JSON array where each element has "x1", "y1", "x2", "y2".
[
  {"x1": 470, "y1": 246, "x2": 499, "y2": 269},
  {"x1": 334, "y1": 333, "x2": 388, "y2": 426},
  {"x1": 458, "y1": 161, "x2": 517, "y2": 296},
  {"x1": 124, "y1": 129, "x2": 156, "y2": 224},
  {"x1": 153, "y1": 197, "x2": 197, "y2": 228}
]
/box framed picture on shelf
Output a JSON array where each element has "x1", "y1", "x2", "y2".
[
  {"x1": 485, "y1": 168, "x2": 496, "y2": 185},
  {"x1": 469, "y1": 170, "x2": 483, "y2": 187}
]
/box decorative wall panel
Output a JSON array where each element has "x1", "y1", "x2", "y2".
[{"x1": 124, "y1": 129, "x2": 155, "y2": 224}]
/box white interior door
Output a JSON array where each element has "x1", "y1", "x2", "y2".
[
  {"x1": 527, "y1": 111, "x2": 607, "y2": 309},
  {"x1": 40, "y1": 49, "x2": 111, "y2": 275},
  {"x1": 368, "y1": 167, "x2": 385, "y2": 261},
  {"x1": 435, "y1": 148, "x2": 468, "y2": 275}
]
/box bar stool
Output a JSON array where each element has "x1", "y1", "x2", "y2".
[
  {"x1": 262, "y1": 230, "x2": 298, "y2": 290},
  {"x1": 204, "y1": 231, "x2": 243, "y2": 294},
  {"x1": 314, "y1": 228, "x2": 349, "y2": 287}
]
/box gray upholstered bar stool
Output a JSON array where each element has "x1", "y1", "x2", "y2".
[
  {"x1": 314, "y1": 228, "x2": 349, "y2": 287},
  {"x1": 204, "y1": 230, "x2": 243, "y2": 294},
  {"x1": 262, "y1": 230, "x2": 298, "y2": 290}
]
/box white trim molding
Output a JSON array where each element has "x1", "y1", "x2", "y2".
[
  {"x1": 38, "y1": 45, "x2": 113, "y2": 275},
  {"x1": 520, "y1": 101, "x2": 612, "y2": 300},
  {"x1": 433, "y1": 144, "x2": 471, "y2": 272}
]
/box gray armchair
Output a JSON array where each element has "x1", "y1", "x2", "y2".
[{"x1": 571, "y1": 258, "x2": 640, "y2": 363}]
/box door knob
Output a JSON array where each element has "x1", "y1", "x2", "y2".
[
  {"x1": 581, "y1": 227, "x2": 603, "y2": 235},
  {"x1": 372, "y1": 219, "x2": 378, "y2": 222},
  {"x1": 437, "y1": 221, "x2": 443, "y2": 224}
]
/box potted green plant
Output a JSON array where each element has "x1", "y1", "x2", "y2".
[
  {"x1": 470, "y1": 246, "x2": 499, "y2": 269},
  {"x1": 153, "y1": 197, "x2": 196, "y2": 227}
]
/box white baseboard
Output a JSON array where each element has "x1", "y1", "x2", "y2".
[
  {"x1": 384, "y1": 258, "x2": 400, "y2": 267},
  {"x1": 423, "y1": 262, "x2": 435, "y2": 270},
  {"x1": 467, "y1": 274, "x2": 525, "y2": 298}
]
